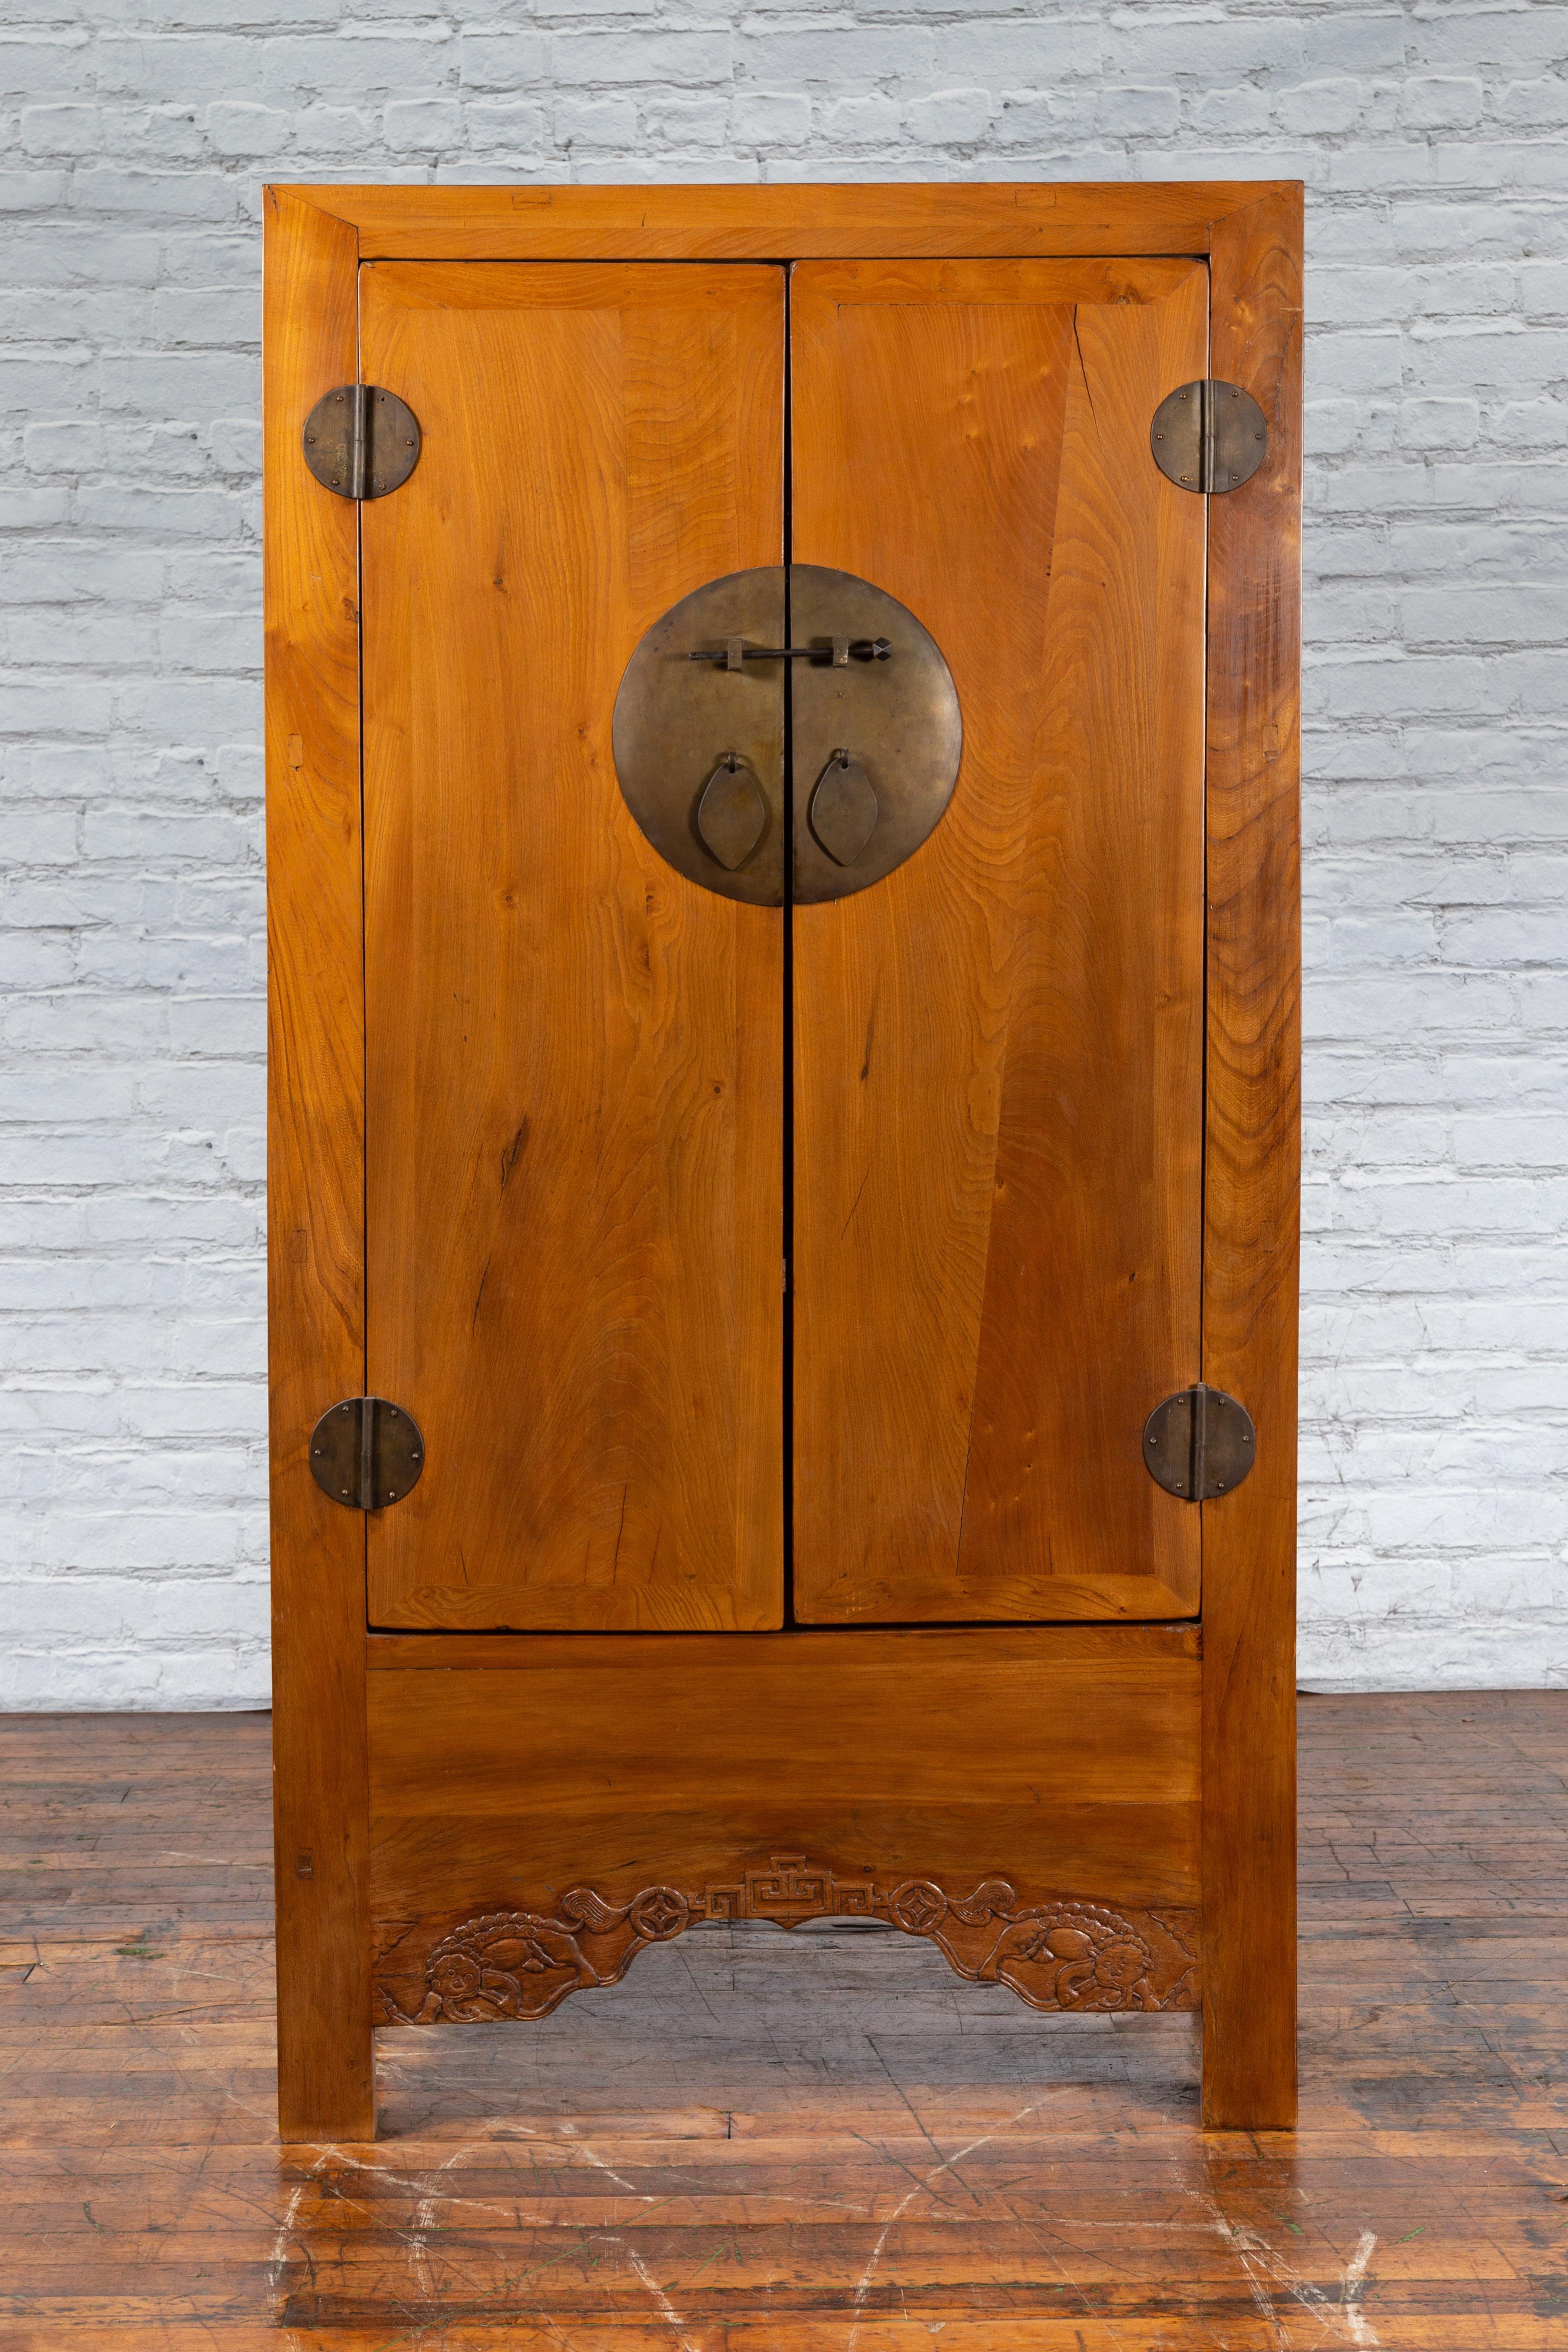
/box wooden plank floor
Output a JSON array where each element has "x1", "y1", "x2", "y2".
[{"x1": 1, "y1": 1693, "x2": 1565, "y2": 2348}]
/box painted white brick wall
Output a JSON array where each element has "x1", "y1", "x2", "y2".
[{"x1": 2, "y1": 3, "x2": 1565, "y2": 1706}]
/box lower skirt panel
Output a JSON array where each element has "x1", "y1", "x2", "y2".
[{"x1": 367, "y1": 1625, "x2": 1202, "y2": 2023}]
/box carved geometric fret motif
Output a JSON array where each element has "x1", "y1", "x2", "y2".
[{"x1": 375, "y1": 1855, "x2": 1200, "y2": 2025}]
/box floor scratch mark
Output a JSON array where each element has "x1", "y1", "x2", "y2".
[
  {"x1": 1193, "y1": 2182, "x2": 1383, "y2": 2350},
  {"x1": 620, "y1": 2233, "x2": 702, "y2": 2349},
  {"x1": 847, "y1": 2094, "x2": 1059, "y2": 2349},
  {"x1": 1342, "y1": 2228, "x2": 1380, "y2": 2349}
]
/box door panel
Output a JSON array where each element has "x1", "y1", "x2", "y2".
[
  {"x1": 361, "y1": 262, "x2": 785, "y2": 1631},
  {"x1": 791, "y1": 259, "x2": 1208, "y2": 1623}
]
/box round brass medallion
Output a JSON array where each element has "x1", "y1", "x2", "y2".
[{"x1": 611, "y1": 565, "x2": 962, "y2": 907}]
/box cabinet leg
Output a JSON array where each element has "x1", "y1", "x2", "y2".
[
  {"x1": 275, "y1": 1868, "x2": 376, "y2": 2143},
  {"x1": 1201, "y1": 1922, "x2": 1296, "y2": 2129},
  {"x1": 1200, "y1": 1702, "x2": 1298, "y2": 2129},
  {"x1": 272, "y1": 1638, "x2": 375, "y2": 2141},
  {"x1": 1199, "y1": 1378, "x2": 1298, "y2": 2124}
]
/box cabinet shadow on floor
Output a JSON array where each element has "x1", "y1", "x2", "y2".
[{"x1": 374, "y1": 1917, "x2": 1201, "y2": 2140}]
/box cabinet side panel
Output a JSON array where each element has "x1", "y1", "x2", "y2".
[
  {"x1": 1202, "y1": 188, "x2": 1303, "y2": 2131},
  {"x1": 264, "y1": 188, "x2": 373, "y2": 2142}
]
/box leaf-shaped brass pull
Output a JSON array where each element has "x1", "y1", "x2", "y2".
[
  {"x1": 809, "y1": 750, "x2": 878, "y2": 867},
  {"x1": 696, "y1": 754, "x2": 766, "y2": 871}
]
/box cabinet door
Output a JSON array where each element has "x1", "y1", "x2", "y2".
[
  {"x1": 792, "y1": 260, "x2": 1207, "y2": 1623},
  {"x1": 360, "y1": 263, "x2": 785, "y2": 1631}
]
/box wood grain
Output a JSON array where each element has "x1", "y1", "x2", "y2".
[
  {"x1": 1200, "y1": 187, "x2": 1305, "y2": 2131},
  {"x1": 791, "y1": 260, "x2": 1208, "y2": 1625},
  {"x1": 356, "y1": 261, "x2": 785, "y2": 1633},
  {"x1": 3, "y1": 1698, "x2": 1565, "y2": 2344},
  {"x1": 280, "y1": 179, "x2": 1279, "y2": 263},
  {"x1": 262, "y1": 186, "x2": 373, "y2": 2143},
  {"x1": 375, "y1": 1872, "x2": 1199, "y2": 2025},
  {"x1": 365, "y1": 1627, "x2": 1203, "y2": 1921}
]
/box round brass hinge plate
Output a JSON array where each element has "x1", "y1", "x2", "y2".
[
  {"x1": 302, "y1": 384, "x2": 421, "y2": 501},
  {"x1": 1143, "y1": 1383, "x2": 1256, "y2": 1501},
  {"x1": 309, "y1": 1395, "x2": 425, "y2": 1510},
  {"x1": 1150, "y1": 379, "x2": 1268, "y2": 494}
]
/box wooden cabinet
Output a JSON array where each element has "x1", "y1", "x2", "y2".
[{"x1": 265, "y1": 181, "x2": 1302, "y2": 2141}]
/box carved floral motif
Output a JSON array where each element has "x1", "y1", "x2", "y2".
[{"x1": 376, "y1": 1855, "x2": 1199, "y2": 2024}]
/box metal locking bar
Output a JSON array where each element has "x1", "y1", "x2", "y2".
[{"x1": 688, "y1": 635, "x2": 893, "y2": 670}]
